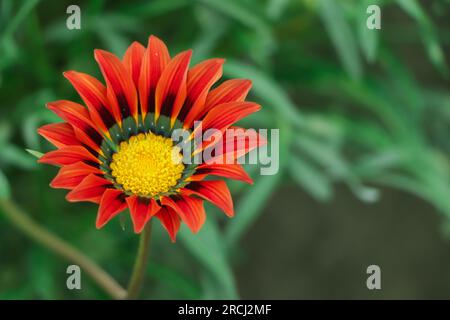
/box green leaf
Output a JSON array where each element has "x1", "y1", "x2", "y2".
[
  {"x1": 225, "y1": 60, "x2": 303, "y2": 127},
  {"x1": 119, "y1": 0, "x2": 189, "y2": 18},
  {"x1": 196, "y1": 0, "x2": 274, "y2": 65},
  {"x1": 1, "y1": 0, "x2": 40, "y2": 37},
  {"x1": 26, "y1": 148, "x2": 43, "y2": 159},
  {"x1": 0, "y1": 144, "x2": 37, "y2": 169},
  {"x1": 289, "y1": 156, "x2": 332, "y2": 201},
  {"x1": 0, "y1": 121, "x2": 11, "y2": 143},
  {"x1": 0, "y1": 169, "x2": 10, "y2": 199},
  {"x1": 295, "y1": 136, "x2": 349, "y2": 178},
  {"x1": 225, "y1": 173, "x2": 281, "y2": 248},
  {"x1": 396, "y1": 0, "x2": 447, "y2": 74},
  {"x1": 357, "y1": 0, "x2": 380, "y2": 63},
  {"x1": 27, "y1": 247, "x2": 56, "y2": 299},
  {"x1": 180, "y1": 218, "x2": 238, "y2": 299},
  {"x1": 318, "y1": 0, "x2": 362, "y2": 79},
  {"x1": 147, "y1": 262, "x2": 201, "y2": 299},
  {"x1": 354, "y1": 149, "x2": 405, "y2": 177},
  {"x1": 266, "y1": 0, "x2": 290, "y2": 20},
  {"x1": 191, "y1": 5, "x2": 229, "y2": 61},
  {"x1": 197, "y1": 0, "x2": 270, "y2": 37}
]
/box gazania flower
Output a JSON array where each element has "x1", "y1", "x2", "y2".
[{"x1": 38, "y1": 35, "x2": 264, "y2": 241}]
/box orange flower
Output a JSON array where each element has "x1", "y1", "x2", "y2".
[{"x1": 38, "y1": 35, "x2": 264, "y2": 241}]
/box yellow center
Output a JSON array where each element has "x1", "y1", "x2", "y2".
[{"x1": 110, "y1": 132, "x2": 184, "y2": 197}]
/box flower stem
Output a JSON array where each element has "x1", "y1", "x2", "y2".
[
  {"x1": 126, "y1": 221, "x2": 152, "y2": 299},
  {"x1": 0, "y1": 199, "x2": 126, "y2": 300}
]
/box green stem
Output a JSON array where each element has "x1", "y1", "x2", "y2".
[
  {"x1": 126, "y1": 221, "x2": 152, "y2": 299},
  {"x1": 0, "y1": 199, "x2": 126, "y2": 300}
]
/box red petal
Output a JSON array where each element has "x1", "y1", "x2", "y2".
[
  {"x1": 126, "y1": 195, "x2": 161, "y2": 233},
  {"x1": 123, "y1": 41, "x2": 145, "y2": 88},
  {"x1": 201, "y1": 79, "x2": 252, "y2": 118},
  {"x1": 179, "y1": 59, "x2": 224, "y2": 128},
  {"x1": 63, "y1": 71, "x2": 116, "y2": 132},
  {"x1": 95, "y1": 49, "x2": 138, "y2": 123},
  {"x1": 183, "y1": 180, "x2": 234, "y2": 217},
  {"x1": 38, "y1": 146, "x2": 99, "y2": 166},
  {"x1": 185, "y1": 174, "x2": 207, "y2": 182},
  {"x1": 192, "y1": 163, "x2": 253, "y2": 184},
  {"x1": 193, "y1": 104, "x2": 262, "y2": 155},
  {"x1": 50, "y1": 162, "x2": 102, "y2": 189},
  {"x1": 155, "y1": 206, "x2": 180, "y2": 242},
  {"x1": 46, "y1": 100, "x2": 103, "y2": 152},
  {"x1": 161, "y1": 195, "x2": 205, "y2": 233},
  {"x1": 201, "y1": 127, "x2": 267, "y2": 162},
  {"x1": 66, "y1": 174, "x2": 112, "y2": 203},
  {"x1": 96, "y1": 189, "x2": 127, "y2": 228},
  {"x1": 138, "y1": 35, "x2": 170, "y2": 119},
  {"x1": 154, "y1": 50, "x2": 192, "y2": 125},
  {"x1": 197, "y1": 101, "x2": 261, "y2": 135},
  {"x1": 38, "y1": 123, "x2": 80, "y2": 148}
]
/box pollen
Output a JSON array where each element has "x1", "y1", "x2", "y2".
[{"x1": 110, "y1": 132, "x2": 184, "y2": 197}]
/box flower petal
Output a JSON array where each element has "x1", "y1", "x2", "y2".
[
  {"x1": 50, "y1": 162, "x2": 102, "y2": 189},
  {"x1": 161, "y1": 195, "x2": 205, "y2": 233},
  {"x1": 126, "y1": 195, "x2": 160, "y2": 233},
  {"x1": 197, "y1": 101, "x2": 261, "y2": 134},
  {"x1": 155, "y1": 206, "x2": 180, "y2": 242},
  {"x1": 37, "y1": 123, "x2": 80, "y2": 148},
  {"x1": 154, "y1": 50, "x2": 192, "y2": 125},
  {"x1": 94, "y1": 49, "x2": 138, "y2": 123},
  {"x1": 66, "y1": 174, "x2": 112, "y2": 203},
  {"x1": 191, "y1": 163, "x2": 253, "y2": 184},
  {"x1": 63, "y1": 71, "x2": 116, "y2": 132},
  {"x1": 201, "y1": 79, "x2": 252, "y2": 118},
  {"x1": 96, "y1": 189, "x2": 128, "y2": 228},
  {"x1": 138, "y1": 35, "x2": 170, "y2": 119},
  {"x1": 183, "y1": 180, "x2": 234, "y2": 217},
  {"x1": 201, "y1": 126, "x2": 267, "y2": 162},
  {"x1": 179, "y1": 58, "x2": 224, "y2": 128},
  {"x1": 123, "y1": 41, "x2": 145, "y2": 88},
  {"x1": 38, "y1": 146, "x2": 99, "y2": 166},
  {"x1": 47, "y1": 100, "x2": 103, "y2": 153}
]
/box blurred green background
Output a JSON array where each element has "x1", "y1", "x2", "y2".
[{"x1": 1, "y1": 0, "x2": 450, "y2": 299}]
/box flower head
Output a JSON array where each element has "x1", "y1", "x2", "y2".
[{"x1": 38, "y1": 35, "x2": 264, "y2": 241}]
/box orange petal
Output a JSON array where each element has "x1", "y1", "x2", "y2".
[
  {"x1": 38, "y1": 146, "x2": 99, "y2": 166},
  {"x1": 138, "y1": 35, "x2": 170, "y2": 119},
  {"x1": 202, "y1": 126, "x2": 267, "y2": 162},
  {"x1": 155, "y1": 206, "x2": 180, "y2": 242},
  {"x1": 46, "y1": 100, "x2": 103, "y2": 153},
  {"x1": 186, "y1": 173, "x2": 207, "y2": 182},
  {"x1": 63, "y1": 71, "x2": 116, "y2": 132},
  {"x1": 50, "y1": 162, "x2": 102, "y2": 189},
  {"x1": 154, "y1": 50, "x2": 192, "y2": 125},
  {"x1": 66, "y1": 174, "x2": 112, "y2": 204},
  {"x1": 193, "y1": 163, "x2": 253, "y2": 184},
  {"x1": 95, "y1": 49, "x2": 138, "y2": 123},
  {"x1": 197, "y1": 101, "x2": 260, "y2": 134},
  {"x1": 96, "y1": 189, "x2": 128, "y2": 228},
  {"x1": 161, "y1": 195, "x2": 205, "y2": 233},
  {"x1": 179, "y1": 59, "x2": 224, "y2": 128},
  {"x1": 192, "y1": 103, "x2": 261, "y2": 154},
  {"x1": 123, "y1": 41, "x2": 145, "y2": 88},
  {"x1": 126, "y1": 195, "x2": 161, "y2": 233},
  {"x1": 200, "y1": 79, "x2": 252, "y2": 118},
  {"x1": 183, "y1": 180, "x2": 234, "y2": 217},
  {"x1": 38, "y1": 123, "x2": 80, "y2": 148}
]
